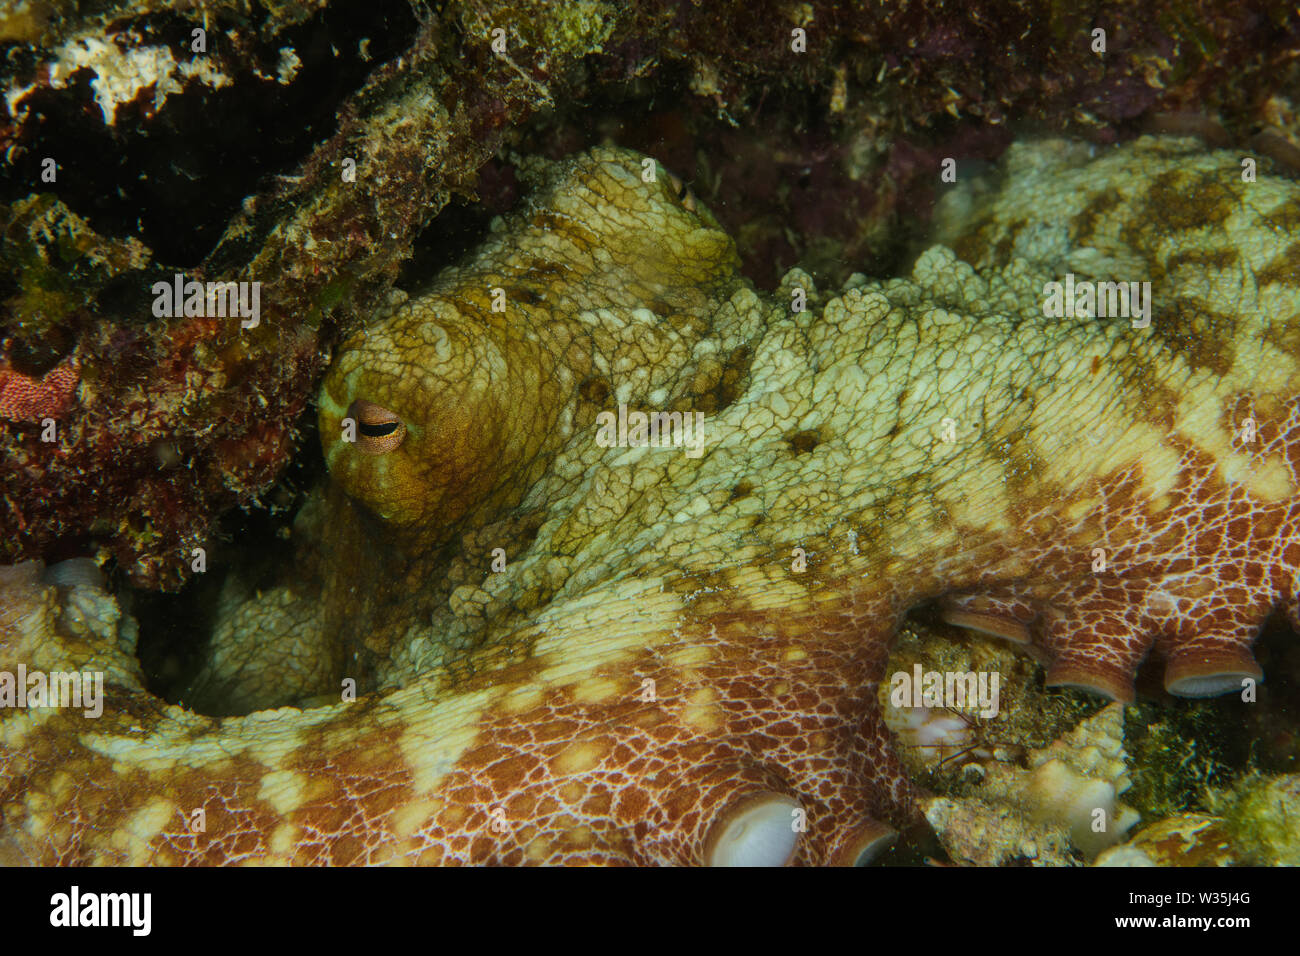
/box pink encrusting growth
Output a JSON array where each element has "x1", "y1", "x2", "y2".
[{"x1": 0, "y1": 357, "x2": 80, "y2": 421}]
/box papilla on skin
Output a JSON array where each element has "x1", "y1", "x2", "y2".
[
  {"x1": 1042, "y1": 273, "x2": 1151, "y2": 328},
  {"x1": 594, "y1": 403, "x2": 708, "y2": 458}
]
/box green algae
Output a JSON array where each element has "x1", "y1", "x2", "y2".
[
  {"x1": 1123, "y1": 703, "x2": 1238, "y2": 821},
  {"x1": 1210, "y1": 772, "x2": 1300, "y2": 865}
]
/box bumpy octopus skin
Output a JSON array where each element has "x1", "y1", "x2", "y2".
[{"x1": 2, "y1": 138, "x2": 1298, "y2": 865}]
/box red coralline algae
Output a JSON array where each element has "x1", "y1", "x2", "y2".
[{"x1": 0, "y1": 357, "x2": 79, "y2": 422}]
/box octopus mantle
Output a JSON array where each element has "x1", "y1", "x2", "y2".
[{"x1": 2, "y1": 137, "x2": 1299, "y2": 865}]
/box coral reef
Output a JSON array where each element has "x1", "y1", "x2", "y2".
[
  {"x1": 924, "y1": 703, "x2": 1139, "y2": 865},
  {"x1": 881, "y1": 622, "x2": 1096, "y2": 779},
  {"x1": 1, "y1": 136, "x2": 1297, "y2": 864}
]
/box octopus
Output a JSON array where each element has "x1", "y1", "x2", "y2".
[{"x1": 1, "y1": 135, "x2": 1298, "y2": 866}]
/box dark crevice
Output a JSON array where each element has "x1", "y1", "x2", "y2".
[
  {"x1": 131, "y1": 406, "x2": 325, "y2": 704},
  {"x1": 395, "y1": 167, "x2": 512, "y2": 291},
  {"x1": 1, "y1": 0, "x2": 418, "y2": 266}
]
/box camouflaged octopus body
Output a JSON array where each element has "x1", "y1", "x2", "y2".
[{"x1": 1, "y1": 137, "x2": 1298, "y2": 865}]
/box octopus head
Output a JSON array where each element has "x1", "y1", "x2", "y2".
[
  {"x1": 317, "y1": 146, "x2": 739, "y2": 533},
  {"x1": 317, "y1": 313, "x2": 505, "y2": 530}
]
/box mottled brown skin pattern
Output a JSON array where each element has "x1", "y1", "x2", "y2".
[
  {"x1": 940, "y1": 402, "x2": 1300, "y2": 701},
  {"x1": 1, "y1": 139, "x2": 1298, "y2": 865}
]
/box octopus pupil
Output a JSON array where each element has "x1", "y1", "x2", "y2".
[{"x1": 360, "y1": 421, "x2": 399, "y2": 437}]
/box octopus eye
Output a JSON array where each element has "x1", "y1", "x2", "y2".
[
  {"x1": 664, "y1": 170, "x2": 698, "y2": 213},
  {"x1": 347, "y1": 398, "x2": 406, "y2": 454}
]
